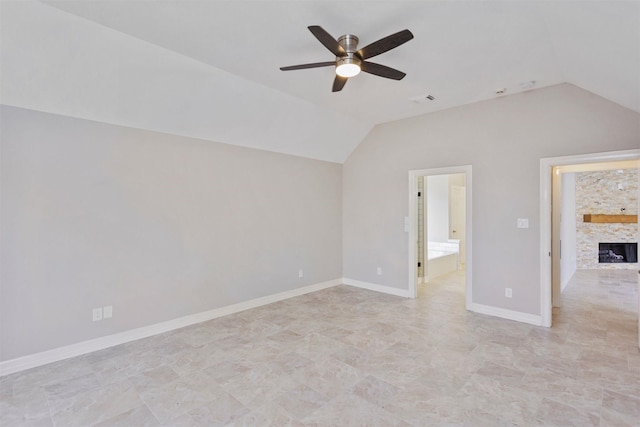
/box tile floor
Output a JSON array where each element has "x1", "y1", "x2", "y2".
[{"x1": 1, "y1": 269, "x2": 639, "y2": 426}]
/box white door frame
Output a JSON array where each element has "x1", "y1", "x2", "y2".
[
  {"x1": 539, "y1": 149, "x2": 640, "y2": 327},
  {"x1": 408, "y1": 165, "x2": 472, "y2": 310}
]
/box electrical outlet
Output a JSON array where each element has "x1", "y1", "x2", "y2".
[
  {"x1": 298, "y1": 269, "x2": 304, "y2": 278},
  {"x1": 103, "y1": 305, "x2": 113, "y2": 319},
  {"x1": 92, "y1": 307, "x2": 103, "y2": 322},
  {"x1": 505, "y1": 288, "x2": 513, "y2": 298},
  {"x1": 377, "y1": 267, "x2": 382, "y2": 276}
]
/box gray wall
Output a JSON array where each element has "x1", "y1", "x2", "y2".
[
  {"x1": 343, "y1": 84, "x2": 640, "y2": 316},
  {"x1": 1, "y1": 106, "x2": 343, "y2": 361}
]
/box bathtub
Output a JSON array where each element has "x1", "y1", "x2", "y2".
[{"x1": 427, "y1": 241, "x2": 460, "y2": 280}]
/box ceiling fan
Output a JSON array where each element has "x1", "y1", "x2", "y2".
[{"x1": 280, "y1": 26, "x2": 414, "y2": 92}]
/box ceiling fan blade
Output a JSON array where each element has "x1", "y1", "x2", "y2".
[
  {"x1": 357, "y1": 29, "x2": 414, "y2": 60},
  {"x1": 360, "y1": 61, "x2": 406, "y2": 80},
  {"x1": 280, "y1": 61, "x2": 335, "y2": 71},
  {"x1": 308, "y1": 25, "x2": 346, "y2": 56},
  {"x1": 332, "y1": 75, "x2": 348, "y2": 92}
]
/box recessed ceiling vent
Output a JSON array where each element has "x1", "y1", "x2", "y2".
[
  {"x1": 410, "y1": 94, "x2": 436, "y2": 104},
  {"x1": 520, "y1": 80, "x2": 536, "y2": 90}
]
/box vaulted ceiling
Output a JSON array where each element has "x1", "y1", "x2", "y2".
[{"x1": 2, "y1": 1, "x2": 639, "y2": 163}]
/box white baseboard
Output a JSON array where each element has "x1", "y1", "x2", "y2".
[
  {"x1": 0, "y1": 279, "x2": 341, "y2": 377},
  {"x1": 470, "y1": 303, "x2": 543, "y2": 326},
  {"x1": 341, "y1": 279, "x2": 541, "y2": 326},
  {"x1": 342, "y1": 278, "x2": 411, "y2": 298}
]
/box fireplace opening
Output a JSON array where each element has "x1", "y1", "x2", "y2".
[{"x1": 598, "y1": 243, "x2": 637, "y2": 263}]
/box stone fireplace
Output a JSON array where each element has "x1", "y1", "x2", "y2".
[{"x1": 576, "y1": 168, "x2": 638, "y2": 270}]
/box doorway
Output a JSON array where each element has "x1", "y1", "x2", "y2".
[
  {"x1": 540, "y1": 149, "x2": 640, "y2": 327},
  {"x1": 408, "y1": 165, "x2": 472, "y2": 310}
]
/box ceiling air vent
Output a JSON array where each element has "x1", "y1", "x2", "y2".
[{"x1": 410, "y1": 94, "x2": 436, "y2": 104}]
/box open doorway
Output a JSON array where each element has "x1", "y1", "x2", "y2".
[
  {"x1": 416, "y1": 174, "x2": 465, "y2": 283},
  {"x1": 540, "y1": 149, "x2": 640, "y2": 328},
  {"x1": 551, "y1": 160, "x2": 639, "y2": 310},
  {"x1": 408, "y1": 165, "x2": 472, "y2": 309}
]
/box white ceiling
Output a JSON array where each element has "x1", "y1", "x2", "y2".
[{"x1": 2, "y1": 1, "x2": 639, "y2": 163}]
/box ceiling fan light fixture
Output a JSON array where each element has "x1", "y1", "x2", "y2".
[{"x1": 336, "y1": 57, "x2": 361, "y2": 78}]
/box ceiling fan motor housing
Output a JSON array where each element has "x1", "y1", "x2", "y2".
[{"x1": 336, "y1": 34, "x2": 361, "y2": 68}]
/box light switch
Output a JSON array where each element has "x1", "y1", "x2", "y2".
[
  {"x1": 103, "y1": 305, "x2": 113, "y2": 319},
  {"x1": 517, "y1": 218, "x2": 529, "y2": 229},
  {"x1": 404, "y1": 216, "x2": 409, "y2": 232}
]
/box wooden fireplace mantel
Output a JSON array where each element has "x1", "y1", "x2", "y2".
[{"x1": 583, "y1": 214, "x2": 638, "y2": 224}]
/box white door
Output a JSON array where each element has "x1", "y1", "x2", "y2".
[
  {"x1": 450, "y1": 185, "x2": 466, "y2": 267},
  {"x1": 551, "y1": 167, "x2": 562, "y2": 308}
]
